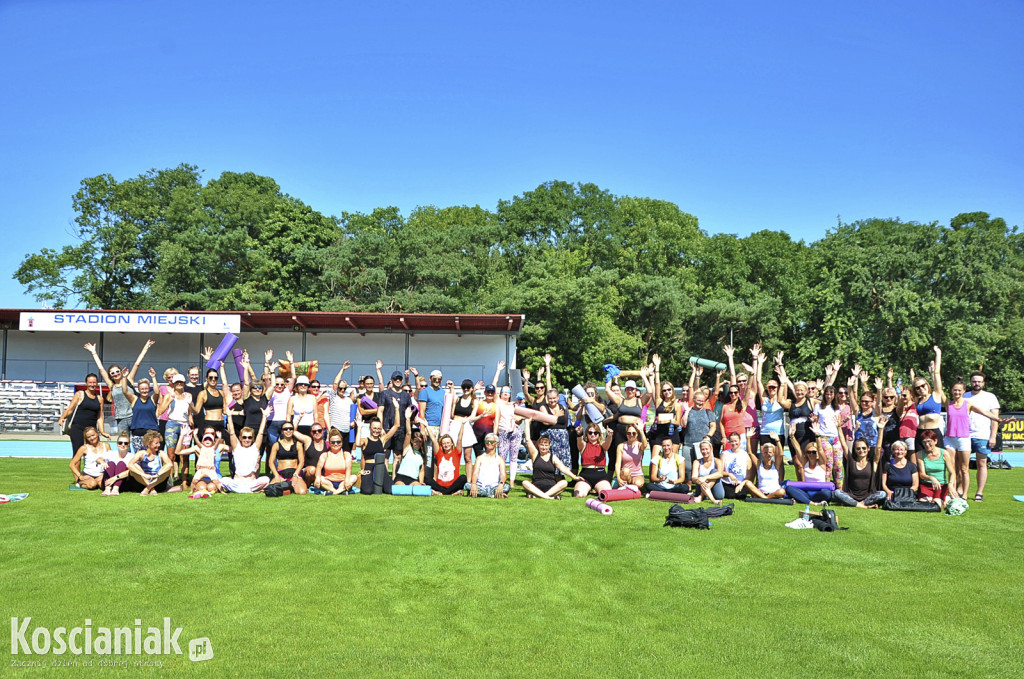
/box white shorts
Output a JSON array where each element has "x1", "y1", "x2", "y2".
[
  {"x1": 902, "y1": 437, "x2": 916, "y2": 452},
  {"x1": 943, "y1": 436, "x2": 971, "y2": 452}
]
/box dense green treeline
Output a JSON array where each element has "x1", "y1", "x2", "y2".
[{"x1": 15, "y1": 164, "x2": 1024, "y2": 406}]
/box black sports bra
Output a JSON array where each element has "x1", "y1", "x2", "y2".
[
  {"x1": 453, "y1": 398, "x2": 474, "y2": 418},
  {"x1": 618, "y1": 399, "x2": 642, "y2": 419},
  {"x1": 276, "y1": 439, "x2": 299, "y2": 461}
]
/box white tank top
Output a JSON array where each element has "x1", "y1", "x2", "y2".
[
  {"x1": 757, "y1": 463, "x2": 781, "y2": 494},
  {"x1": 803, "y1": 463, "x2": 826, "y2": 483},
  {"x1": 168, "y1": 395, "x2": 191, "y2": 423},
  {"x1": 83, "y1": 448, "x2": 105, "y2": 477}
]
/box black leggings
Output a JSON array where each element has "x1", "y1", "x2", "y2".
[
  {"x1": 360, "y1": 458, "x2": 393, "y2": 495},
  {"x1": 69, "y1": 424, "x2": 90, "y2": 457},
  {"x1": 430, "y1": 475, "x2": 467, "y2": 495}
]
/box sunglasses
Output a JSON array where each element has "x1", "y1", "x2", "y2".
[
  {"x1": 587, "y1": 431, "x2": 600, "y2": 436},
  {"x1": 837, "y1": 390, "x2": 847, "y2": 395},
  {"x1": 329, "y1": 440, "x2": 343, "y2": 446},
  {"x1": 281, "y1": 427, "x2": 294, "y2": 432},
  {"x1": 252, "y1": 385, "x2": 264, "y2": 389},
  {"x1": 109, "y1": 371, "x2": 121, "y2": 377},
  {"x1": 311, "y1": 428, "x2": 324, "y2": 433},
  {"x1": 241, "y1": 435, "x2": 254, "y2": 441},
  {"x1": 117, "y1": 441, "x2": 129, "y2": 446},
  {"x1": 485, "y1": 439, "x2": 497, "y2": 444}
]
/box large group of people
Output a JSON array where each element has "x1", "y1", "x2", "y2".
[{"x1": 61, "y1": 339, "x2": 1009, "y2": 507}]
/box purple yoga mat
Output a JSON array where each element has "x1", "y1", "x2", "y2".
[
  {"x1": 598, "y1": 486, "x2": 642, "y2": 502},
  {"x1": 205, "y1": 333, "x2": 239, "y2": 371},
  {"x1": 585, "y1": 498, "x2": 613, "y2": 515},
  {"x1": 646, "y1": 490, "x2": 698, "y2": 503},
  {"x1": 231, "y1": 348, "x2": 245, "y2": 384},
  {"x1": 786, "y1": 481, "x2": 835, "y2": 491}
]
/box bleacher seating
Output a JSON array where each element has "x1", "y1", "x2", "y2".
[{"x1": 0, "y1": 381, "x2": 75, "y2": 433}]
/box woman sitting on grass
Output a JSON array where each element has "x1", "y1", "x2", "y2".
[
  {"x1": 784, "y1": 435, "x2": 832, "y2": 506},
  {"x1": 180, "y1": 426, "x2": 228, "y2": 496},
  {"x1": 101, "y1": 433, "x2": 134, "y2": 496},
  {"x1": 269, "y1": 423, "x2": 309, "y2": 494},
  {"x1": 720, "y1": 432, "x2": 752, "y2": 499},
  {"x1": 69, "y1": 426, "x2": 109, "y2": 490},
  {"x1": 313, "y1": 428, "x2": 359, "y2": 495},
  {"x1": 916, "y1": 430, "x2": 957, "y2": 508},
  {"x1": 615, "y1": 424, "x2": 647, "y2": 489},
  {"x1": 882, "y1": 440, "x2": 919, "y2": 501},
  {"x1": 647, "y1": 436, "x2": 689, "y2": 494},
  {"x1": 393, "y1": 416, "x2": 433, "y2": 487},
  {"x1": 521, "y1": 420, "x2": 579, "y2": 499},
  {"x1": 221, "y1": 417, "x2": 271, "y2": 494},
  {"x1": 469, "y1": 434, "x2": 510, "y2": 498},
  {"x1": 737, "y1": 434, "x2": 787, "y2": 500},
  {"x1": 128, "y1": 430, "x2": 173, "y2": 495},
  {"x1": 572, "y1": 423, "x2": 613, "y2": 498},
  {"x1": 691, "y1": 439, "x2": 725, "y2": 504},
  {"x1": 831, "y1": 437, "x2": 886, "y2": 508},
  {"x1": 430, "y1": 434, "x2": 469, "y2": 495}
]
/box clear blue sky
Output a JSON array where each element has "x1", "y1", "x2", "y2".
[{"x1": 2, "y1": 0, "x2": 1021, "y2": 308}]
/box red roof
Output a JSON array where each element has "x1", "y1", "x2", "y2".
[{"x1": 0, "y1": 309, "x2": 523, "y2": 334}]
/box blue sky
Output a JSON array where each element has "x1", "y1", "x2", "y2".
[{"x1": 2, "y1": 0, "x2": 1021, "y2": 308}]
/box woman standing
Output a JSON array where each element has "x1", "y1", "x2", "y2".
[
  {"x1": 121, "y1": 370, "x2": 159, "y2": 454},
  {"x1": 193, "y1": 365, "x2": 228, "y2": 439},
  {"x1": 58, "y1": 373, "x2": 107, "y2": 458},
  {"x1": 494, "y1": 387, "x2": 524, "y2": 488},
  {"x1": 157, "y1": 373, "x2": 193, "y2": 488},
  {"x1": 287, "y1": 375, "x2": 317, "y2": 437},
  {"x1": 939, "y1": 378, "x2": 1006, "y2": 501},
  {"x1": 813, "y1": 385, "x2": 844, "y2": 489},
  {"x1": 451, "y1": 380, "x2": 481, "y2": 471},
  {"x1": 912, "y1": 346, "x2": 946, "y2": 455},
  {"x1": 650, "y1": 354, "x2": 683, "y2": 461},
  {"x1": 84, "y1": 339, "x2": 154, "y2": 436},
  {"x1": 605, "y1": 364, "x2": 654, "y2": 477},
  {"x1": 776, "y1": 356, "x2": 817, "y2": 478}
]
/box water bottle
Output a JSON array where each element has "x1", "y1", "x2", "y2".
[{"x1": 803, "y1": 504, "x2": 811, "y2": 520}]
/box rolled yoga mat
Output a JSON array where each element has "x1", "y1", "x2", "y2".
[
  {"x1": 206, "y1": 333, "x2": 239, "y2": 371},
  {"x1": 276, "y1": 360, "x2": 319, "y2": 380},
  {"x1": 785, "y1": 481, "x2": 835, "y2": 491},
  {"x1": 231, "y1": 348, "x2": 246, "y2": 384},
  {"x1": 743, "y1": 496, "x2": 795, "y2": 505},
  {"x1": 572, "y1": 384, "x2": 604, "y2": 424},
  {"x1": 688, "y1": 356, "x2": 727, "y2": 372},
  {"x1": 514, "y1": 406, "x2": 558, "y2": 426},
  {"x1": 647, "y1": 490, "x2": 698, "y2": 503},
  {"x1": 599, "y1": 486, "x2": 643, "y2": 502},
  {"x1": 392, "y1": 485, "x2": 432, "y2": 496},
  {"x1": 586, "y1": 498, "x2": 613, "y2": 515},
  {"x1": 440, "y1": 389, "x2": 454, "y2": 436}
]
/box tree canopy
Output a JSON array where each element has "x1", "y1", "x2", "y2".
[{"x1": 15, "y1": 166, "x2": 1024, "y2": 407}]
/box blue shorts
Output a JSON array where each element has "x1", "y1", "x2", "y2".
[{"x1": 971, "y1": 438, "x2": 992, "y2": 458}]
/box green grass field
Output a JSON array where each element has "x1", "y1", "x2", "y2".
[{"x1": 1, "y1": 459, "x2": 1023, "y2": 678}]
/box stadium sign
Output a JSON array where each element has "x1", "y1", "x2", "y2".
[{"x1": 19, "y1": 312, "x2": 240, "y2": 334}]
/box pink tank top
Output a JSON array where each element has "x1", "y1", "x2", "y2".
[
  {"x1": 899, "y1": 407, "x2": 919, "y2": 439},
  {"x1": 946, "y1": 400, "x2": 970, "y2": 438},
  {"x1": 621, "y1": 442, "x2": 643, "y2": 477}
]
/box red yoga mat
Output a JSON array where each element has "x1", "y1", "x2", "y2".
[{"x1": 598, "y1": 486, "x2": 642, "y2": 502}]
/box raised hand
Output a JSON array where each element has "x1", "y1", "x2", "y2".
[
  {"x1": 543, "y1": 353, "x2": 552, "y2": 366},
  {"x1": 887, "y1": 367, "x2": 894, "y2": 381},
  {"x1": 832, "y1": 359, "x2": 842, "y2": 372},
  {"x1": 285, "y1": 351, "x2": 294, "y2": 362},
  {"x1": 342, "y1": 360, "x2": 351, "y2": 370},
  {"x1": 145, "y1": 339, "x2": 156, "y2": 349},
  {"x1": 873, "y1": 377, "x2": 883, "y2": 391},
  {"x1": 201, "y1": 346, "x2": 214, "y2": 361},
  {"x1": 933, "y1": 345, "x2": 942, "y2": 358},
  {"x1": 751, "y1": 343, "x2": 762, "y2": 360},
  {"x1": 775, "y1": 350, "x2": 784, "y2": 365},
  {"x1": 496, "y1": 360, "x2": 505, "y2": 371},
  {"x1": 652, "y1": 354, "x2": 661, "y2": 368},
  {"x1": 825, "y1": 363, "x2": 835, "y2": 378},
  {"x1": 264, "y1": 349, "x2": 273, "y2": 363},
  {"x1": 851, "y1": 364, "x2": 861, "y2": 378},
  {"x1": 723, "y1": 345, "x2": 734, "y2": 358},
  {"x1": 84, "y1": 343, "x2": 97, "y2": 354},
  {"x1": 694, "y1": 366, "x2": 704, "y2": 377},
  {"x1": 148, "y1": 367, "x2": 157, "y2": 380}
]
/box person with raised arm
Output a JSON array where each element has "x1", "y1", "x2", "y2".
[
  {"x1": 495, "y1": 380, "x2": 525, "y2": 489},
  {"x1": 521, "y1": 419, "x2": 579, "y2": 499},
  {"x1": 193, "y1": 360, "x2": 229, "y2": 442},
  {"x1": 573, "y1": 422, "x2": 613, "y2": 497},
  {"x1": 84, "y1": 339, "x2": 155, "y2": 437},
  {"x1": 605, "y1": 361, "x2": 654, "y2": 476},
  {"x1": 222, "y1": 412, "x2": 271, "y2": 493},
  {"x1": 650, "y1": 353, "x2": 683, "y2": 463},
  {"x1": 469, "y1": 433, "x2": 510, "y2": 498},
  {"x1": 832, "y1": 435, "x2": 886, "y2": 508},
  {"x1": 121, "y1": 367, "x2": 159, "y2": 453},
  {"x1": 393, "y1": 416, "x2": 433, "y2": 487},
  {"x1": 355, "y1": 404, "x2": 401, "y2": 495},
  {"x1": 774, "y1": 352, "x2": 818, "y2": 479},
  {"x1": 737, "y1": 433, "x2": 787, "y2": 500}
]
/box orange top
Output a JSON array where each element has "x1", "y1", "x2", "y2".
[{"x1": 323, "y1": 451, "x2": 351, "y2": 480}]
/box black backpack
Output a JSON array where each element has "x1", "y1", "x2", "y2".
[
  {"x1": 264, "y1": 480, "x2": 293, "y2": 497},
  {"x1": 664, "y1": 503, "x2": 734, "y2": 529},
  {"x1": 810, "y1": 508, "x2": 848, "y2": 532}
]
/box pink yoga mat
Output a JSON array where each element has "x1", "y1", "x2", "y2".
[
  {"x1": 514, "y1": 406, "x2": 558, "y2": 426},
  {"x1": 586, "y1": 498, "x2": 613, "y2": 515},
  {"x1": 646, "y1": 490, "x2": 698, "y2": 503},
  {"x1": 599, "y1": 486, "x2": 642, "y2": 502}
]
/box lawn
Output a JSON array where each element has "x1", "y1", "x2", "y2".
[{"x1": 1, "y1": 459, "x2": 1022, "y2": 678}]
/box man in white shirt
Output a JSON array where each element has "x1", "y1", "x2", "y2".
[{"x1": 964, "y1": 371, "x2": 1000, "y2": 500}]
